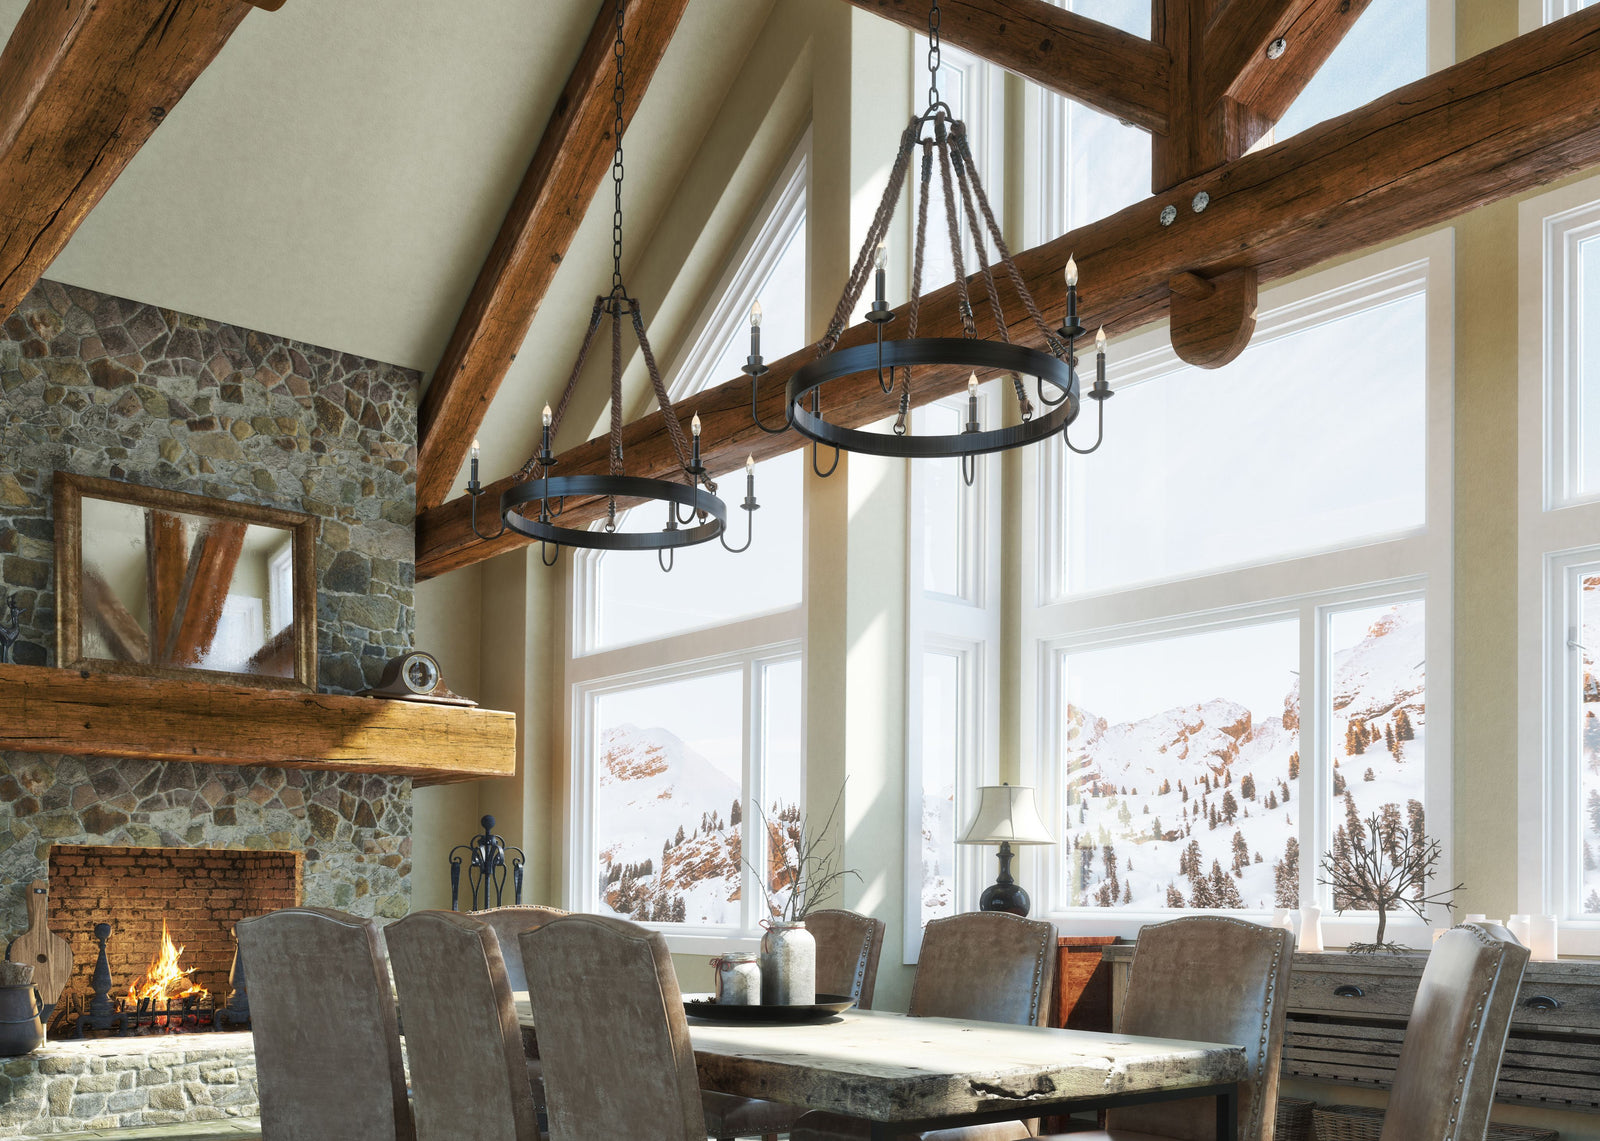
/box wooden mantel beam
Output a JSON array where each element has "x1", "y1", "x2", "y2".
[
  {"x1": 417, "y1": 5, "x2": 1600, "y2": 580},
  {"x1": 0, "y1": 0, "x2": 269, "y2": 322},
  {"x1": 413, "y1": 0, "x2": 693, "y2": 513},
  {"x1": 842, "y1": 0, "x2": 1171, "y2": 135}
]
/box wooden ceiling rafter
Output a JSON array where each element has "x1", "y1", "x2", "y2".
[
  {"x1": 412, "y1": 0, "x2": 694, "y2": 514},
  {"x1": 415, "y1": 4, "x2": 1600, "y2": 580},
  {"x1": 840, "y1": 0, "x2": 1171, "y2": 134},
  {"x1": 0, "y1": 0, "x2": 273, "y2": 322}
]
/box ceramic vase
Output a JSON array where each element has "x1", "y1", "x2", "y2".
[{"x1": 759, "y1": 920, "x2": 816, "y2": 1005}]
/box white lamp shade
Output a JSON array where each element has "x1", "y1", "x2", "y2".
[{"x1": 958, "y1": 785, "x2": 1055, "y2": 846}]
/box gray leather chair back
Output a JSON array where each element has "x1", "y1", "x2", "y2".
[
  {"x1": 387, "y1": 911, "x2": 540, "y2": 1141},
  {"x1": 1381, "y1": 922, "x2": 1529, "y2": 1141},
  {"x1": 1109, "y1": 916, "x2": 1293, "y2": 1141},
  {"x1": 471, "y1": 904, "x2": 568, "y2": 989},
  {"x1": 911, "y1": 912, "x2": 1057, "y2": 1025},
  {"x1": 807, "y1": 908, "x2": 887, "y2": 1009},
  {"x1": 520, "y1": 915, "x2": 705, "y2": 1141},
  {"x1": 236, "y1": 907, "x2": 414, "y2": 1141}
]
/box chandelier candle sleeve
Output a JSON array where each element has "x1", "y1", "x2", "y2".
[
  {"x1": 750, "y1": 301, "x2": 762, "y2": 359},
  {"x1": 966, "y1": 373, "x2": 979, "y2": 432},
  {"x1": 875, "y1": 241, "x2": 888, "y2": 304}
]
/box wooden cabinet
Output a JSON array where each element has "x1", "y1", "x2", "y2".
[{"x1": 1102, "y1": 946, "x2": 1600, "y2": 1113}]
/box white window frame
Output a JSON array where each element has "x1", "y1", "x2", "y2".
[
  {"x1": 903, "y1": 389, "x2": 1003, "y2": 962},
  {"x1": 1523, "y1": 0, "x2": 1595, "y2": 31},
  {"x1": 567, "y1": 635, "x2": 804, "y2": 953},
  {"x1": 267, "y1": 540, "x2": 294, "y2": 634},
  {"x1": 1019, "y1": 232, "x2": 1455, "y2": 942},
  {"x1": 1517, "y1": 174, "x2": 1600, "y2": 953},
  {"x1": 560, "y1": 142, "x2": 811, "y2": 952}
]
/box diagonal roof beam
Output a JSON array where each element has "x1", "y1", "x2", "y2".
[
  {"x1": 417, "y1": 3, "x2": 1600, "y2": 579},
  {"x1": 413, "y1": 0, "x2": 693, "y2": 513},
  {"x1": 842, "y1": 0, "x2": 1171, "y2": 135},
  {"x1": 0, "y1": 0, "x2": 270, "y2": 322},
  {"x1": 1203, "y1": 0, "x2": 1376, "y2": 122}
]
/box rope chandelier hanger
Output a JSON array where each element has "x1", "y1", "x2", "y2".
[
  {"x1": 744, "y1": 0, "x2": 1112, "y2": 484},
  {"x1": 468, "y1": 0, "x2": 757, "y2": 570}
]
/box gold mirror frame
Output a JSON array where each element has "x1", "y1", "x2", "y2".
[{"x1": 53, "y1": 472, "x2": 320, "y2": 690}]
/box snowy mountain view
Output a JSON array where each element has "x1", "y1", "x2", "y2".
[
  {"x1": 1059, "y1": 601, "x2": 1425, "y2": 911},
  {"x1": 1580, "y1": 575, "x2": 1600, "y2": 913},
  {"x1": 595, "y1": 722, "x2": 799, "y2": 925}
]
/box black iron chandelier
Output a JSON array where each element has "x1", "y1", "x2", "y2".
[
  {"x1": 468, "y1": 0, "x2": 755, "y2": 570},
  {"x1": 744, "y1": 0, "x2": 1110, "y2": 484}
]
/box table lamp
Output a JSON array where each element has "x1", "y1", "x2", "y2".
[{"x1": 958, "y1": 783, "x2": 1055, "y2": 917}]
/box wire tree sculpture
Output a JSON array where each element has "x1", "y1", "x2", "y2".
[
  {"x1": 1318, "y1": 809, "x2": 1461, "y2": 953},
  {"x1": 747, "y1": 783, "x2": 860, "y2": 923}
]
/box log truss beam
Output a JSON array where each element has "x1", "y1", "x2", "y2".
[
  {"x1": 416, "y1": 5, "x2": 1600, "y2": 579},
  {"x1": 413, "y1": 0, "x2": 693, "y2": 513},
  {"x1": 0, "y1": 0, "x2": 269, "y2": 322}
]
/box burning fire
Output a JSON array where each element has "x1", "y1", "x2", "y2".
[{"x1": 126, "y1": 921, "x2": 208, "y2": 1004}]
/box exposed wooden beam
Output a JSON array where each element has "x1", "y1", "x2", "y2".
[
  {"x1": 146, "y1": 510, "x2": 188, "y2": 665},
  {"x1": 81, "y1": 570, "x2": 149, "y2": 663},
  {"x1": 167, "y1": 520, "x2": 246, "y2": 666},
  {"x1": 843, "y1": 0, "x2": 1171, "y2": 135},
  {"x1": 0, "y1": 0, "x2": 266, "y2": 321},
  {"x1": 1169, "y1": 266, "x2": 1257, "y2": 368},
  {"x1": 417, "y1": 4, "x2": 1600, "y2": 579},
  {"x1": 1203, "y1": 0, "x2": 1376, "y2": 122},
  {"x1": 413, "y1": 0, "x2": 693, "y2": 513}
]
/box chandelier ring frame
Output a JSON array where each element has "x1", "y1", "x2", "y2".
[
  {"x1": 498, "y1": 474, "x2": 726, "y2": 551},
  {"x1": 787, "y1": 337, "x2": 1079, "y2": 460}
]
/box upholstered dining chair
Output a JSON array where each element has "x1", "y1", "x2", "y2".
[
  {"x1": 387, "y1": 911, "x2": 542, "y2": 1141},
  {"x1": 1376, "y1": 922, "x2": 1529, "y2": 1141},
  {"x1": 471, "y1": 904, "x2": 569, "y2": 993},
  {"x1": 1038, "y1": 915, "x2": 1294, "y2": 1141},
  {"x1": 703, "y1": 908, "x2": 889, "y2": 1141},
  {"x1": 237, "y1": 907, "x2": 415, "y2": 1141},
  {"x1": 793, "y1": 911, "x2": 1059, "y2": 1141},
  {"x1": 519, "y1": 915, "x2": 707, "y2": 1141}
]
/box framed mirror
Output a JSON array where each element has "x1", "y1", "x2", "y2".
[{"x1": 53, "y1": 473, "x2": 319, "y2": 689}]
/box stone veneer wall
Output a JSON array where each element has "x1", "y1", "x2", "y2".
[{"x1": 0, "y1": 279, "x2": 422, "y2": 938}]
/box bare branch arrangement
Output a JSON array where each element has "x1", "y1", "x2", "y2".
[
  {"x1": 1318, "y1": 810, "x2": 1461, "y2": 953},
  {"x1": 747, "y1": 782, "x2": 860, "y2": 923}
]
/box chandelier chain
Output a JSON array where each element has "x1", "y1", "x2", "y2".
[
  {"x1": 927, "y1": 0, "x2": 942, "y2": 109},
  {"x1": 612, "y1": 0, "x2": 626, "y2": 293},
  {"x1": 933, "y1": 119, "x2": 975, "y2": 340},
  {"x1": 631, "y1": 303, "x2": 709, "y2": 492}
]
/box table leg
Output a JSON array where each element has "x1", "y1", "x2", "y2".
[{"x1": 1215, "y1": 1083, "x2": 1238, "y2": 1141}]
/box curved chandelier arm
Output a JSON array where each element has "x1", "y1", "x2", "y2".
[
  {"x1": 719, "y1": 499, "x2": 757, "y2": 554},
  {"x1": 658, "y1": 547, "x2": 674, "y2": 573},
  {"x1": 961, "y1": 453, "x2": 977, "y2": 488},
  {"x1": 748, "y1": 371, "x2": 792, "y2": 435},
  {"x1": 540, "y1": 541, "x2": 560, "y2": 567},
  {"x1": 1036, "y1": 354, "x2": 1076, "y2": 407},
  {"x1": 1062, "y1": 392, "x2": 1108, "y2": 455},
  {"x1": 469, "y1": 489, "x2": 507, "y2": 542},
  {"x1": 809, "y1": 390, "x2": 841, "y2": 478}
]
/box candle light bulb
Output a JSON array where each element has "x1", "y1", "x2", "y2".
[
  {"x1": 1095, "y1": 326, "x2": 1106, "y2": 352},
  {"x1": 875, "y1": 241, "x2": 888, "y2": 271},
  {"x1": 746, "y1": 454, "x2": 755, "y2": 473},
  {"x1": 1065, "y1": 255, "x2": 1079, "y2": 287},
  {"x1": 542, "y1": 404, "x2": 552, "y2": 427},
  {"x1": 691, "y1": 414, "x2": 702, "y2": 438},
  {"x1": 968, "y1": 372, "x2": 978, "y2": 395},
  {"x1": 750, "y1": 301, "x2": 763, "y2": 328},
  {"x1": 470, "y1": 438, "x2": 480, "y2": 459}
]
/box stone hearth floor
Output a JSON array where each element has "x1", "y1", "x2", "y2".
[{"x1": 13, "y1": 1124, "x2": 259, "y2": 1141}]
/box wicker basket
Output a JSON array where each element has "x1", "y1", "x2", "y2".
[
  {"x1": 1274, "y1": 1097, "x2": 1315, "y2": 1141},
  {"x1": 1311, "y1": 1104, "x2": 1560, "y2": 1141}
]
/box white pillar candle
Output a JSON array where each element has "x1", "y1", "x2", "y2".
[
  {"x1": 1508, "y1": 915, "x2": 1532, "y2": 947},
  {"x1": 1298, "y1": 906, "x2": 1324, "y2": 953},
  {"x1": 1530, "y1": 915, "x2": 1559, "y2": 962},
  {"x1": 1464, "y1": 913, "x2": 1487, "y2": 924}
]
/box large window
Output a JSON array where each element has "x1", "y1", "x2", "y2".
[
  {"x1": 1519, "y1": 178, "x2": 1600, "y2": 952},
  {"x1": 566, "y1": 146, "x2": 808, "y2": 946},
  {"x1": 1272, "y1": 0, "x2": 1428, "y2": 141},
  {"x1": 1024, "y1": 236, "x2": 1453, "y2": 941}
]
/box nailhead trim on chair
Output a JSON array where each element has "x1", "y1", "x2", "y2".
[{"x1": 1123, "y1": 915, "x2": 1287, "y2": 1141}]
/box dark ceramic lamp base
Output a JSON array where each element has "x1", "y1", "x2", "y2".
[{"x1": 978, "y1": 840, "x2": 1032, "y2": 917}]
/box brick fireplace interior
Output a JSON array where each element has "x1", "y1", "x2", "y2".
[{"x1": 47, "y1": 845, "x2": 303, "y2": 1028}]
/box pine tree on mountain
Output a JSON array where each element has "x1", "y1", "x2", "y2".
[
  {"x1": 1289, "y1": 752, "x2": 1301, "y2": 780},
  {"x1": 1102, "y1": 844, "x2": 1120, "y2": 898},
  {"x1": 1330, "y1": 827, "x2": 1354, "y2": 909},
  {"x1": 731, "y1": 799, "x2": 742, "y2": 826},
  {"x1": 1363, "y1": 767, "x2": 1375, "y2": 782},
  {"x1": 1333, "y1": 768, "x2": 1347, "y2": 796},
  {"x1": 1255, "y1": 853, "x2": 1263, "y2": 863},
  {"x1": 1380, "y1": 803, "x2": 1404, "y2": 860},
  {"x1": 1240, "y1": 773, "x2": 1256, "y2": 800},
  {"x1": 1222, "y1": 790, "x2": 1239, "y2": 823},
  {"x1": 1346, "y1": 720, "x2": 1367, "y2": 755},
  {"x1": 1384, "y1": 722, "x2": 1396, "y2": 752},
  {"x1": 1344, "y1": 792, "x2": 1366, "y2": 851},
  {"x1": 1587, "y1": 841, "x2": 1595, "y2": 872},
  {"x1": 1181, "y1": 782, "x2": 1189, "y2": 803},
  {"x1": 1159, "y1": 779, "x2": 1172, "y2": 795},
  {"x1": 1188, "y1": 869, "x2": 1216, "y2": 909},
  {"x1": 1095, "y1": 883, "x2": 1116, "y2": 908},
  {"x1": 673, "y1": 895, "x2": 687, "y2": 923},
  {"x1": 1122, "y1": 881, "x2": 1133, "y2": 904},
  {"x1": 1395, "y1": 708, "x2": 1415, "y2": 741},
  {"x1": 1589, "y1": 790, "x2": 1600, "y2": 836},
  {"x1": 1208, "y1": 805, "x2": 1219, "y2": 830},
  {"x1": 663, "y1": 840, "x2": 671, "y2": 864},
  {"x1": 1180, "y1": 839, "x2": 1202, "y2": 878},
  {"x1": 1225, "y1": 769, "x2": 1234, "y2": 786},
  {"x1": 1408, "y1": 799, "x2": 1426, "y2": 845},
  {"x1": 675, "y1": 824, "x2": 685, "y2": 846},
  {"x1": 1265, "y1": 790, "x2": 1279, "y2": 810},
  {"x1": 1274, "y1": 838, "x2": 1300, "y2": 907},
  {"x1": 1210, "y1": 860, "x2": 1245, "y2": 907},
  {"x1": 1166, "y1": 883, "x2": 1186, "y2": 908},
  {"x1": 1231, "y1": 830, "x2": 1250, "y2": 874},
  {"x1": 1588, "y1": 890, "x2": 1600, "y2": 914}
]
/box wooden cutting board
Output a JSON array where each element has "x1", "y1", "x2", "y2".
[{"x1": 8, "y1": 880, "x2": 72, "y2": 1006}]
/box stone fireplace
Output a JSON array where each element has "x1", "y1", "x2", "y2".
[
  {"x1": 46, "y1": 844, "x2": 303, "y2": 1030},
  {"x1": 0, "y1": 279, "x2": 425, "y2": 1131}
]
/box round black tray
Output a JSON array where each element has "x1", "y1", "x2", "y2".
[{"x1": 685, "y1": 994, "x2": 856, "y2": 1023}]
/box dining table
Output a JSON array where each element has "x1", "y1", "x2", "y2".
[{"x1": 514, "y1": 995, "x2": 1249, "y2": 1140}]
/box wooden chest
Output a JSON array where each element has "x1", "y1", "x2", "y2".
[{"x1": 1101, "y1": 946, "x2": 1600, "y2": 1113}]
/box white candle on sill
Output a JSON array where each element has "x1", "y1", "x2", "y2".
[
  {"x1": 1298, "y1": 906, "x2": 1324, "y2": 953},
  {"x1": 1531, "y1": 915, "x2": 1559, "y2": 962},
  {"x1": 1508, "y1": 914, "x2": 1532, "y2": 947}
]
